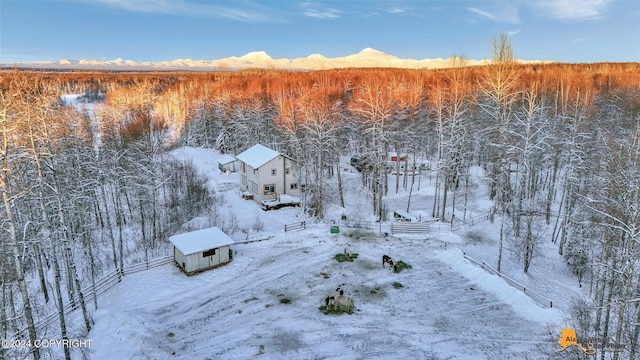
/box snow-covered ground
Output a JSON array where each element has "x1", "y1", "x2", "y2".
[{"x1": 81, "y1": 147, "x2": 583, "y2": 359}]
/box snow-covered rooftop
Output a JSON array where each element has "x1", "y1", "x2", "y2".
[
  {"x1": 217, "y1": 154, "x2": 236, "y2": 165},
  {"x1": 236, "y1": 144, "x2": 280, "y2": 169},
  {"x1": 393, "y1": 209, "x2": 416, "y2": 220},
  {"x1": 169, "y1": 227, "x2": 234, "y2": 255}
]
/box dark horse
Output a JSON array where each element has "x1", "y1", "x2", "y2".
[{"x1": 382, "y1": 255, "x2": 396, "y2": 271}]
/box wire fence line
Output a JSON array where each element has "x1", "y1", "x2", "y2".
[
  {"x1": 303, "y1": 216, "x2": 554, "y2": 309},
  {"x1": 451, "y1": 209, "x2": 567, "y2": 232},
  {"x1": 450, "y1": 211, "x2": 492, "y2": 231},
  {"x1": 234, "y1": 233, "x2": 275, "y2": 244},
  {"x1": 17, "y1": 221, "x2": 304, "y2": 341},
  {"x1": 463, "y1": 254, "x2": 553, "y2": 308},
  {"x1": 11, "y1": 256, "x2": 174, "y2": 341},
  {"x1": 14, "y1": 209, "x2": 559, "y2": 342},
  {"x1": 332, "y1": 210, "x2": 493, "y2": 234}
]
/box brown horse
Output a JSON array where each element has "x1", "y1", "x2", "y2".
[{"x1": 382, "y1": 255, "x2": 396, "y2": 271}]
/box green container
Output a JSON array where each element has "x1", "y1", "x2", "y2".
[{"x1": 330, "y1": 226, "x2": 340, "y2": 234}]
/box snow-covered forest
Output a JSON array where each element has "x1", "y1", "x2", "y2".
[{"x1": 2, "y1": 37, "x2": 640, "y2": 359}]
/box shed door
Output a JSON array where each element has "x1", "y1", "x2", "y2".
[{"x1": 203, "y1": 248, "x2": 217, "y2": 266}]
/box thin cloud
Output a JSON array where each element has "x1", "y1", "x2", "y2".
[
  {"x1": 507, "y1": 29, "x2": 521, "y2": 36},
  {"x1": 387, "y1": 7, "x2": 408, "y2": 14},
  {"x1": 467, "y1": 5, "x2": 519, "y2": 24},
  {"x1": 301, "y1": 2, "x2": 341, "y2": 19},
  {"x1": 468, "y1": 7, "x2": 499, "y2": 21},
  {"x1": 358, "y1": 11, "x2": 380, "y2": 20},
  {"x1": 531, "y1": 0, "x2": 614, "y2": 20},
  {"x1": 303, "y1": 9, "x2": 341, "y2": 19},
  {"x1": 387, "y1": 6, "x2": 421, "y2": 19},
  {"x1": 76, "y1": 0, "x2": 274, "y2": 22}
]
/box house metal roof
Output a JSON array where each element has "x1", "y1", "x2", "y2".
[
  {"x1": 236, "y1": 144, "x2": 280, "y2": 169},
  {"x1": 217, "y1": 154, "x2": 236, "y2": 165},
  {"x1": 169, "y1": 227, "x2": 234, "y2": 256}
]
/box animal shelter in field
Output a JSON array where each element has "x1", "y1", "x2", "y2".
[{"x1": 169, "y1": 227, "x2": 234, "y2": 275}]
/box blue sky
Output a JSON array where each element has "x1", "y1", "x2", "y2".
[{"x1": 1, "y1": 0, "x2": 638, "y2": 63}]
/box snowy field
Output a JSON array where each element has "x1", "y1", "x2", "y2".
[{"x1": 81, "y1": 147, "x2": 583, "y2": 360}]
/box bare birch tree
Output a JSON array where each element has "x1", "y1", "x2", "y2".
[
  {"x1": 0, "y1": 81, "x2": 40, "y2": 360},
  {"x1": 478, "y1": 33, "x2": 521, "y2": 272}
]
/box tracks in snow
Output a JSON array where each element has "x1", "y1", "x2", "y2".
[{"x1": 94, "y1": 231, "x2": 556, "y2": 359}]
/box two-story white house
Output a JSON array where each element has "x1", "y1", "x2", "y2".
[{"x1": 236, "y1": 144, "x2": 300, "y2": 203}]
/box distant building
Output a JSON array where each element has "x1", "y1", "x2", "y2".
[
  {"x1": 388, "y1": 152, "x2": 407, "y2": 162},
  {"x1": 169, "y1": 227, "x2": 234, "y2": 275},
  {"x1": 393, "y1": 209, "x2": 416, "y2": 222},
  {"x1": 236, "y1": 144, "x2": 300, "y2": 203},
  {"x1": 217, "y1": 154, "x2": 236, "y2": 173}
]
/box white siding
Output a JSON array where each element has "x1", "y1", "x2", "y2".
[
  {"x1": 175, "y1": 245, "x2": 231, "y2": 275},
  {"x1": 175, "y1": 247, "x2": 188, "y2": 271},
  {"x1": 240, "y1": 154, "x2": 300, "y2": 203},
  {"x1": 184, "y1": 253, "x2": 200, "y2": 274}
]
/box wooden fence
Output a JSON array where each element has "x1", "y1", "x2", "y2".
[
  {"x1": 463, "y1": 254, "x2": 553, "y2": 308},
  {"x1": 11, "y1": 256, "x2": 174, "y2": 341},
  {"x1": 284, "y1": 220, "x2": 306, "y2": 232}
]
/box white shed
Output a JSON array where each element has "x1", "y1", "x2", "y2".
[
  {"x1": 169, "y1": 227, "x2": 234, "y2": 275},
  {"x1": 218, "y1": 155, "x2": 236, "y2": 173}
]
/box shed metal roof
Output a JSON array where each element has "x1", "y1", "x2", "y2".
[
  {"x1": 169, "y1": 227, "x2": 234, "y2": 256},
  {"x1": 217, "y1": 155, "x2": 236, "y2": 165}
]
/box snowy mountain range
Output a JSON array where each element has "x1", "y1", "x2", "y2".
[{"x1": 1, "y1": 48, "x2": 546, "y2": 71}]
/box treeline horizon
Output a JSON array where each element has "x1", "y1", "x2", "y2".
[
  {"x1": 2, "y1": 40, "x2": 640, "y2": 360},
  {"x1": 2, "y1": 60, "x2": 640, "y2": 93}
]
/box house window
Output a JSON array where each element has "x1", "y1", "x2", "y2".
[
  {"x1": 285, "y1": 168, "x2": 290, "y2": 175},
  {"x1": 251, "y1": 182, "x2": 258, "y2": 193},
  {"x1": 203, "y1": 248, "x2": 216, "y2": 257},
  {"x1": 271, "y1": 168, "x2": 277, "y2": 176},
  {"x1": 241, "y1": 174, "x2": 247, "y2": 185},
  {"x1": 253, "y1": 169, "x2": 257, "y2": 175},
  {"x1": 264, "y1": 184, "x2": 275, "y2": 195},
  {"x1": 290, "y1": 183, "x2": 298, "y2": 190}
]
